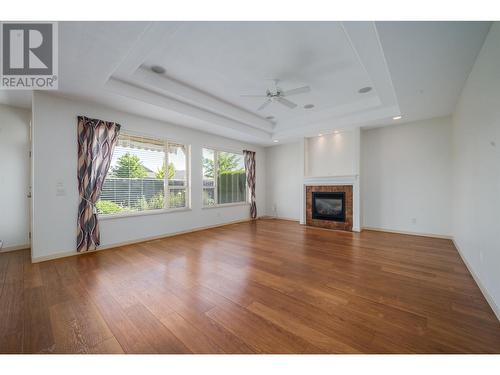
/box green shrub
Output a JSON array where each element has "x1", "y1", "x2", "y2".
[
  {"x1": 113, "y1": 191, "x2": 186, "y2": 212},
  {"x1": 138, "y1": 193, "x2": 165, "y2": 211},
  {"x1": 169, "y1": 190, "x2": 186, "y2": 208},
  {"x1": 96, "y1": 200, "x2": 123, "y2": 214},
  {"x1": 137, "y1": 196, "x2": 149, "y2": 211},
  {"x1": 149, "y1": 192, "x2": 165, "y2": 209}
]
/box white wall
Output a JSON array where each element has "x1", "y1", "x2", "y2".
[
  {"x1": 452, "y1": 22, "x2": 500, "y2": 317},
  {"x1": 32, "y1": 92, "x2": 266, "y2": 260},
  {"x1": 265, "y1": 131, "x2": 361, "y2": 222},
  {"x1": 306, "y1": 130, "x2": 359, "y2": 177},
  {"x1": 362, "y1": 116, "x2": 453, "y2": 237},
  {"x1": 265, "y1": 141, "x2": 302, "y2": 220},
  {"x1": 0, "y1": 104, "x2": 31, "y2": 251}
]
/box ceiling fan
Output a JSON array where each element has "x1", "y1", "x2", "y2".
[{"x1": 241, "y1": 79, "x2": 311, "y2": 111}]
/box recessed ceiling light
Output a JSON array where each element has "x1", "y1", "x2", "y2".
[
  {"x1": 318, "y1": 133, "x2": 323, "y2": 137},
  {"x1": 304, "y1": 104, "x2": 315, "y2": 109},
  {"x1": 151, "y1": 65, "x2": 166, "y2": 74},
  {"x1": 273, "y1": 140, "x2": 279, "y2": 143},
  {"x1": 266, "y1": 116, "x2": 275, "y2": 120},
  {"x1": 393, "y1": 115, "x2": 402, "y2": 120},
  {"x1": 358, "y1": 86, "x2": 372, "y2": 94},
  {"x1": 333, "y1": 130, "x2": 339, "y2": 134}
]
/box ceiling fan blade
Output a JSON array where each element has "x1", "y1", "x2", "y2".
[
  {"x1": 283, "y1": 86, "x2": 311, "y2": 96},
  {"x1": 276, "y1": 97, "x2": 297, "y2": 109},
  {"x1": 241, "y1": 94, "x2": 268, "y2": 98},
  {"x1": 257, "y1": 99, "x2": 272, "y2": 111}
]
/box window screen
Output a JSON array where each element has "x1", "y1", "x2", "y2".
[
  {"x1": 202, "y1": 148, "x2": 246, "y2": 206},
  {"x1": 97, "y1": 133, "x2": 189, "y2": 215}
]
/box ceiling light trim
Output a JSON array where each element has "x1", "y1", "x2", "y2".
[
  {"x1": 128, "y1": 66, "x2": 274, "y2": 132},
  {"x1": 342, "y1": 22, "x2": 399, "y2": 108},
  {"x1": 113, "y1": 22, "x2": 182, "y2": 77},
  {"x1": 105, "y1": 77, "x2": 272, "y2": 140},
  {"x1": 273, "y1": 104, "x2": 400, "y2": 140},
  {"x1": 274, "y1": 95, "x2": 381, "y2": 133}
]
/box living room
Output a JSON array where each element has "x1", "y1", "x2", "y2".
[{"x1": 0, "y1": 1, "x2": 499, "y2": 373}]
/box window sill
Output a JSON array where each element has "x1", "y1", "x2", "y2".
[
  {"x1": 98, "y1": 207, "x2": 192, "y2": 220},
  {"x1": 202, "y1": 202, "x2": 249, "y2": 209}
]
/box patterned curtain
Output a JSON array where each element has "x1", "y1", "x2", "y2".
[
  {"x1": 77, "y1": 116, "x2": 121, "y2": 252},
  {"x1": 243, "y1": 150, "x2": 257, "y2": 219}
]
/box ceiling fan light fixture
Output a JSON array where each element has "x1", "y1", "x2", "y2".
[
  {"x1": 243, "y1": 79, "x2": 308, "y2": 111},
  {"x1": 273, "y1": 140, "x2": 279, "y2": 143},
  {"x1": 393, "y1": 115, "x2": 402, "y2": 120},
  {"x1": 304, "y1": 104, "x2": 315, "y2": 109}
]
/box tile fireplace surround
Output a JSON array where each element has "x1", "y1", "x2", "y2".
[
  {"x1": 299, "y1": 175, "x2": 360, "y2": 232},
  {"x1": 306, "y1": 185, "x2": 353, "y2": 231}
]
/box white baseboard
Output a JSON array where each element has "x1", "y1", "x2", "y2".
[
  {"x1": 0, "y1": 244, "x2": 30, "y2": 253},
  {"x1": 260, "y1": 215, "x2": 299, "y2": 222},
  {"x1": 452, "y1": 238, "x2": 500, "y2": 323},
  {"x1": 31, "y1": 218, "x2": 252, "y2": 263},
  {"x1": 362, "y1": 226, "x2": 453, "y2": 240}
]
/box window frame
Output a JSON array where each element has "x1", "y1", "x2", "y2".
[
  {"x1": 98, "y1": 132, "x2": 191, "y2": 219},
  {"x1": 202, "y1": 146, "x2": 248, "y2": 208}
]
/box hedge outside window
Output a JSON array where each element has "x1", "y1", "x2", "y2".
[
  {"x1": 97, "y1": 133, "x2": 189, "y2": 215},
  {"x1": 202, "y1": 148, "x2": 246, "y2": 206}
]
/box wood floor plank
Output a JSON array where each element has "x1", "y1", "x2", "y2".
[
  {"x1": 0, "y1": 281, "x2": 24, "y2": 353},
  {"x1": 176, "y1": 307, "x2": 256, "y2": 353},
  {"x1": 124, "y1": 304, "x2": 191, "y2": 354},
  {"x1": 84, "y1": 286, "x2": 156, "y2": 353},
  {"x1": 23, "y1": 286, "x2": 55, "y2": 353},
  {"x1": 159, "y1": 312, "x2": 225, "y2": 353},
  {"x1": 88, "y1": 336, "x2": 124, "y2": 354},
  {"x1": 1, "y1": 219, "x2": 499, "y2": 353},
  {"x1": 205, "y1": 303, "x2": 321, "y2": 353},
  {"x1": 48, "y1": 282, "x2": 114, "y2": 354},
  {"x1": 247, "y1": 301, "x2": 360, "y2": 353}
]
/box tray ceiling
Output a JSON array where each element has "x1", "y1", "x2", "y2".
[{"x1": 1, "y1": 21, "x2": 490, "y2": 145}]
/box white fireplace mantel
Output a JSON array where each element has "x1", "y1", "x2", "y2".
[{"x1": 303, "y1": 174, "x2": 359, "y2": 185}]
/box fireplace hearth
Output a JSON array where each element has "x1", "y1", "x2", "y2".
[{"x1": 312, "y1": 192, "x2": 345, "y2": 222}]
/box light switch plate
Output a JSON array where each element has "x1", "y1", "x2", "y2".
[{"x1": 56, "y1": 181, "x2": 66, "y2": 196}]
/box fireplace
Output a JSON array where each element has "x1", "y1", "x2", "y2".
[
  {"x1": 306, "y1": 185, "x2": 353, "y2": 231},
  {"x1": 312, "y1": 192, "x2": 345, "y2": 222}
]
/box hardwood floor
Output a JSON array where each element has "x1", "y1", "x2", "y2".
[{"x1": 1, "y1": 219, "x2": 499, "y2": 353}]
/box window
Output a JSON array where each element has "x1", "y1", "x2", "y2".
[
  {"x1": 202, "y1": 148, "x2": 246, "y2": 206},
  {"x1": 97, "y1": 133, "x2": 189, "y2": 216}
]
